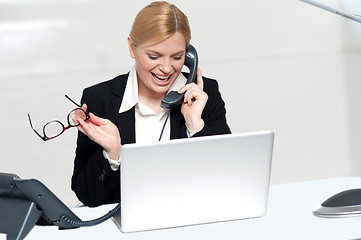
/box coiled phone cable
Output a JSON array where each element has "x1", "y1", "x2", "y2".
[{"x1": 60, "y1": 203, "x2": 120, "y2": 227}]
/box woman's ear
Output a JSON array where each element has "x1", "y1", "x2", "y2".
[{"x1": 128, "y1": 37, "x2": 135, "y2": 59}]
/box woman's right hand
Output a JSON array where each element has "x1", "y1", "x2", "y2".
[{"x1": 72, "y1": 103, "x2": 121, "y2": 160}]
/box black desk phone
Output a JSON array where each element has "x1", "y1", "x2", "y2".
[{"x1": 0, "y1": 173, "x2": 119, "y2": 240}]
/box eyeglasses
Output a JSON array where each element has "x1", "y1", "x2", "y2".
[{"x1": 28, "y1": 95, "x2": 89, "y2": 141}]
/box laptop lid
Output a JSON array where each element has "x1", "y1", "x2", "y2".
[
  {"x1": 115, "y1": 131, "x2": 274, "y2": 233},
  {"x1": 299, "y1": 0, "x2": 361, "y2": 24}
]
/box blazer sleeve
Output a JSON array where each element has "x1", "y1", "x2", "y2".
[
  {"x1": 194, "y1": 78, "x2": 231, "y2": 137},
  {"x1": 71, "y1": 87, "x2": 120, "y2": 207}
]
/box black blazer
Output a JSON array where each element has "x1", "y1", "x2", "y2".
[{"x1": 71, "y1": 73, "x2": 231, "y2": 207}]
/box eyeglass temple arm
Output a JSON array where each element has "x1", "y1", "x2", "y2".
[
  {"x1": 65, "y1": 95, "x2": 82, "y2": 108},
  {"x1": 27, "y1": 114, "x2": 47, "y2": 141},
  {"x1": 65, "y1": 95, "x2": 90, "y2": 122}
]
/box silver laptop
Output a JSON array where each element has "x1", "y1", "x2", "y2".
[
  {"x1": 113, "y1": 131, "x2": 274, "y2": 233},
  {"x1": 299, "y1": 0, "x2": 361, "y2": 24}
]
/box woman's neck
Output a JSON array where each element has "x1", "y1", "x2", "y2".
[
  {"x1": 138, "y1": 94, "x2": 164, "y2": 114},
  {"x1": 138, "y1": 84, "x2": 166, "y2": 115}
]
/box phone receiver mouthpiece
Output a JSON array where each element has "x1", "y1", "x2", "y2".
[{"x1": 160, "y1": 91, "x2": 185, "y2": 109}]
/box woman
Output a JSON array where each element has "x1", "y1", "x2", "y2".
[{"x1": 71, "y1": 1, "x2": 231, "y2": 207}]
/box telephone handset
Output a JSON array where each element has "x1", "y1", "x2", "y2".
[{"x1": 161, "y1": 44, "x2": 198, "y2": 109}]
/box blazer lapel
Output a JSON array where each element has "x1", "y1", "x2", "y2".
[
  {"x1": 114, "y1": 103, "x2": 136, "y2": 145},
  {"x1": 111, "y1": 73, "x2": 136, "y2": 145},
  {"x1": 170, "y1": 108, "x2": 187, "y2": 140}
]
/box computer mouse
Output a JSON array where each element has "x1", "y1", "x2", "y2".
[
  {"x1": 313, "y1": 188, "x2": 361, "y2": 218},
  {"x1": 321, "y1": 189, "x2": 361, "y2": 207}
]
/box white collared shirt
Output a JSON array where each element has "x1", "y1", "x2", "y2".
[{"x1": 105, "y1": 66, "x2": 204, "y2": 170}]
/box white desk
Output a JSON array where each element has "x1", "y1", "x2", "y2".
[{"x1": 3, "y1": 177, "x2": 361, "y2": 240}]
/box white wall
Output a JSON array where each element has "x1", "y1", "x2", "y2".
[
  {"x1": 1, "y1": 0, "x2": 360, "y2": 207},
  {"x1": 341, "y1": 0, "x2": 361, "y2": 177}
]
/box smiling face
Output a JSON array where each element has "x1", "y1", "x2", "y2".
[{"x1": 128, "y1": 32, "x2": 186, "y2": 100}]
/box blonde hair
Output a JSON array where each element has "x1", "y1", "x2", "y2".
[{"x1": 129, "y1": 1, "x2": 191, "y2": 47}]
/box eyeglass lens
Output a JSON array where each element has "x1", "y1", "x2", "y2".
[
  {"x1": 43, "y1": 120, "x2": 65, "y2": 139},
  {"x1": 42, "y1": 108, "x2": 87, "y2": 139},
  {"x1": 68, "y1": 108, "x2": 87, "y2": 127}
]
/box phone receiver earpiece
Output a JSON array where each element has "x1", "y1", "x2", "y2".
[
  {"x1": 183, "y1": 45, "x2": 198, "y2": 85},
  {"x1": 161, "y1": 44, "x2": 198, "y2": 109}
]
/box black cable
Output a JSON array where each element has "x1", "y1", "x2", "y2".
[
  {"x1": 60, "y1": 203, "x2": 120, "y2": 228},
  {"x1": 158, "y1": 109, "x2": 171, "y2": 141}
]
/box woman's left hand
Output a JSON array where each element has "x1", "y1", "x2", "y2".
[{"x1": 178, "y1": 68, "x2": 208, "y2": 131}]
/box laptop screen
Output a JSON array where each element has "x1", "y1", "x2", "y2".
[{"x1": 115, "y1": 131, "x2": 274, "y2": 233}]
